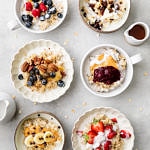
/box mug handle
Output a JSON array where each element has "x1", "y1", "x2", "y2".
[
  {"x1": 7, "y1": 19, "x2": 21, "y2": 30},
  {"x1": 130, "y1": 53, "x2": 142, "y2": 65}
]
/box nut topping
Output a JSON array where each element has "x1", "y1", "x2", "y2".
[{"x1": 21, "y1": 61, "x2": 29, "y2": 72}]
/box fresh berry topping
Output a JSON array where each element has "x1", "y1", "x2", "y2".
[
  {"x1": 38, "y1": 75, "x2": 43, "y2": 80},
  {"x1": 45, "y1": 13, "x2": 51, "y2": 19},
  {"x1": 86, "y1": 130, "x2": 97, "y2": 144},
  {"x1": 49, "y1": 72, "x2": 56, "y2": 78},
  {"x1": 120, "y1": 130, "x2": 131, "y2": 138},
  {"x1": 42, "y1": 0, "x2": 47, "y2": 5},
  {"x1": 96, "y1": 147, "x2": 102, "y2": 150},
  {"x1": 18, "y1": 74, "x2": 24, "y2": 80},
  {"x1": 57, "y1": 13, "x2": 63, "y2": 18},
  {"x1": 93, "y1": 66, "x2": 121, "y2": 85},
  {"x1": 39, "y1": 2, "x2": 47, "y2": 12},
  {"x1": 48, "y1": 7, "x2": 57, "y2": 14},
  {"x1": 25, "y1": 21, "x2": 32, "y2": 28},
  {"x1": 29, "y1": 70, "x2": 35, "y2": 75},
  {"x1": 111, "y1": 118, "x2": 117, "y2": 123},
  {"x1": 25, "y1": 2, "x2": 33, "y2": 11},
  {"x1": 22, "y1": 14, "x2": 33, "y2": 23},
  {"x1": 103, "y1": 141, "x2": 111, "y2": 150},
  {"x1": 91, "y1": 119, "x2": 104, "y2": 133},
  {"x1": 32, "y1": 0, "x2": 40, "y2": 2},
  {"x1": 40, "y1": 15, "x2": 45, "y2": 21},
  {"x1": 32, "y1": 8, "x2": 41, "y2": 17},
  {"x1": 27, "y1": 80, "x2": 33, "y2": 86},
  {"x1": 29, "y1": 76, "x2": 34, "y2": 82},
  {"x1": 107, "y1": 131, "x2": 117, "y2": 139},
  {"x1": 35, "y1": 68, "x2": 39, "y2": 75},
  {"x1": 34, "y1": 2, "x2": 39, "y2": 8},
  {"x1": 57, "y1": 80, "x2": 65, "y2": 87},
  {"x1": 41, "y1": 79, "x2": 47, "y2": 85},
  {"x1": 47, "y1": 0, "x2": 53, "y2": 6}
]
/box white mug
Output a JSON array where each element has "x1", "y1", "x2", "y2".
[
  {"x1": 80, "y1": 44, "x2": 142, "y2": 97},
  {"x1": 0, "y1": 92, "x2": 16, "y2": 124},
  {"x1": 7, "y1": 0, "x2": 68, "y2": 34},
  {"x1": 124, "y1": 22, "x2": 150, "y2": 46}
]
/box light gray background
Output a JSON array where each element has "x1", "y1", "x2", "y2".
[{"x1": 0, "y1": 0, "x2": 150, "y2": 149}]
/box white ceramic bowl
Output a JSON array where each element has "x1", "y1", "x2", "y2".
[
  {"x1": 11, "y1": 39, "x2": 74, "y2": 103},
  {"x1": 72, "y1": 107, "x2": 135, "y2": 150},
  {"x1": 14, "y1": 112, "x2": 65, "y2": 150},
  {"x1": 79, "y1": 0, "x2": 130, "y2": 32},
  {"x1": 7, "y1": 0, "x2": 68, "y2": 33},
  {"x1": 80, "y1": 44, "x2": 142, "y2": 97}
]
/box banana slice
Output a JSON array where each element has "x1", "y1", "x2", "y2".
[
  {"x1": 24, "y1": 135, "x2": 35, "y2": 147},
  {"x1": 34, "y1": 133, "x2": 44, "y2": 145},
  {"x1": 44, "y1": 131, "x2": 55, "y2": 143}
]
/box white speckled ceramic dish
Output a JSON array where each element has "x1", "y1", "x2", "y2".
[
  {"x1": 8, "y1": 0, "x2": 68, "y2": 33},
  {"x1": 11, "y1": 39, "x2": 74, "y2": 103},
  {"x1": 80, "y1": 44, "x2": 142, "y2": 97},
  {"x1": 72, "y1": 107, "x2": 134, "y2": 150},
  {"x1": 79, "y1": 0, "x2": 130, "y2": 32},
  {"x1": 14, "y1": 112, "x2": 65, "y2": 150}
]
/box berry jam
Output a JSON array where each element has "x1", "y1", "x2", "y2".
[{"x1": 93, "y1": 66, "x2": 120, "y2": 85}]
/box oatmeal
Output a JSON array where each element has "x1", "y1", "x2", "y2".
[
  {"x1": 22, "y1": 117, "x2": 63, "y2": 149},
  {"x1": 18, "y1": 48, "x2": 66, "y2": 92},
  {"x1": 80, "y1": 0, "x2": 128, "y2": 31},
  {"x1": 21, "y1": 0, "x2": 64, "y2": 30},
  {"x1": 76, "y1": 115, "x2": 131, "y2": 150},
  {"x1": 87, "y1": 48, "x2": 127, "y2": 92}
]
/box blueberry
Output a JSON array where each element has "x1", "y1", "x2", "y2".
[
  {"x1": 47, "y1": 0, "x2": 53, "y2": 6},
  {"x1": 33, "y1": 75, "x2": 37, "y2": 81},
  {"x1": 25, "y1": 21, "x2": 32, "y2": 28},
  {"x1": 48, "y1": 7, "x2": 57, "y2": 14},
  {"x1": 40, "y1": 15, "x2": 45, "y2": 21},
  {"x1": 29, "y1": 70, "x2": 35, "y2": 75},
  {"x1": 38, "y1": 75, "x2": 43, "y2": 80},
  {"x1": 57, "y1": 80, "x2": 65, "y2": 87},
  {"x1": 18, "y1": 74, "x2": 24, "y2": 80},
  {"x1": 35, "y1": 68, "x2": 39, "y2": 75},
  {"x1": 49, "y1": 72, "x2": 56, "y2": 78},
  {"x1": 34, "y1": 2, "x2": 39, "y2": 8},
  {"x1": 22, "y1": 14, "x2": 33, "y2": 23},
  {"x1": 57, "y1": 13, "x2": 63, "y2": 18},
  {"x1": 42, "y1": 0, "x2": 47, "y2": 5},
  {"x1": 29, "y1": 76, "x2": 34, "y2": 82},
  {"x1": 41, "y1": 79, "x2": 47, "y2": 85},
  {"x1": 27, "y1": 80, "x2": 33, "y2": 86},
  {"x1": 45, "y1": 13, "x2": 51, "y2": 19}
]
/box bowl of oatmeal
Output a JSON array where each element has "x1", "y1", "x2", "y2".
[
  {"x1": 8, "y1": 0, "x2": 68, "y2": 33},
  {"x1": 79, "y1": 0, "x2": 130, "y2": 32},
  {"x1": 11, "y1": 39, "x2": 74, "y2": 103},
  {"x1": 72, "y1": 107, "x2": 134, "y2": 150},
  {"x1": 80, "y1": 44, "x2": 142, "y2": 97},
  {"x1": 15, "y1": 112, "x2": 65, "y2": 150}
]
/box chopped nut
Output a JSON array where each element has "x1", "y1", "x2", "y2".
[{"x1": 21, "y1": 61, "x2": 29, "y2": 72}]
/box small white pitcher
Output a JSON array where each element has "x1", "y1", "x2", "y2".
[
  {"x1": 0, "y1": 92, "x2": 16, "y2": 124},
  {"x1": 124, "y1": 22, "x2": 150, "y2": 46}
]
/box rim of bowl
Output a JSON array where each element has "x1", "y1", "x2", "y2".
[
  {"x1": 14, "y1": 111, "x2": 65, "y2": 150},
  {"x1": 80, "y1": 44, "x2": 133, "y2": 97},
  {"x1": 14, "y1": 0, "x2": 68, "y2": 34},
  {"x1": 78, "y1": 0, "x2": 131, "y2": 33}
]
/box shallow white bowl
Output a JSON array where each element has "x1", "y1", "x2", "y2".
[
  {"x1": 80, "y1": 44, "x2": 142, "y2": 97},
  {"x1": 14, "y1": 112, "x2": 65, "y2": 150},
  {"x1": 72, "y1": 107, "x2": 134, "y2": 150},
  {"x1": 11, "y1": 39, "x2": 74, "y2": 103}
]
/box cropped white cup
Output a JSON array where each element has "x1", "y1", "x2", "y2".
[
  {"x1": 80, "y1": 44, "x2": 142, "y2": 98},
  {"x1": 7, "y1": 0, "x2": 68, "y2": 33},
  {"x1": 124, "y1": 22, "x2": 150, "y2": 46}
]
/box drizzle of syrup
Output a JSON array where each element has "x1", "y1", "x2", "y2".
[{"x1": 129, "y1": 25, "x2": 145, "y2": 40}]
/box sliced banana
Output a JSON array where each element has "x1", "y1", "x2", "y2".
[
  {"x1": 44, "y1": 131, "x2": 55, "y2": 143},
  {"x1": 34, "y1": 133, "x2": 44, "y2": 144},
  {"x1": 24, "y1": 135, "x2": 35, "y2": 147}
]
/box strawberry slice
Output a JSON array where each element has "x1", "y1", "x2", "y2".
[
  {"x1": 107, "y1": 131, "x2": 117, "y2": 139},
  {"x1": 25, "y1": 2, "x2": 33, "y2": 11},
  {"x1": 103, "y1": 141, "x2": 111, "y2": 150},
  {"x1": 111, "y1": 118, "x2": 117, "y2": 123},
  {"x1": 105, "y1": 125, "x2": 113, "y2": 131},
  {"x1": 83, "y1": 130, "x2": 97, "y2": 144},
  {"x1": 32, "y1": 8, "x2": 41, "y2": 17},
  {"x1": 120, "y1": 130, "x2": 131, "y2": 138},
  {"x1": 39, "y1": 2, "x2": 47, "y2": 12},
  {"x1": 91, "y1": 119, "x2": 104, "y2": 133}
]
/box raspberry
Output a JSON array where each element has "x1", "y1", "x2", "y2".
[
  {"x1": 32, "y1": 8, "x2": 41, "y2": 17},
  {"x1": 25, "y1": 2, "x2": 33, "y2": 11},
  {"x1": 39, "y1": 2, "x2": 47, "y2": 12}
]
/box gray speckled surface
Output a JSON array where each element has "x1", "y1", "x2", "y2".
[{"x1": 0, "y1": 0, "x2": 150, "y2": 149}]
